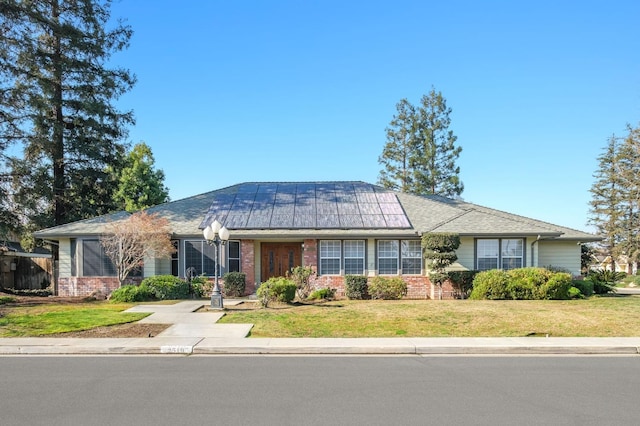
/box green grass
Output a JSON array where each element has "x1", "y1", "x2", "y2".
[
  {"x1": 218, "y1": 296, "x2": 640, "y2": 338},
  {"x1": 0, "y1": 302, "x2": 149, "y2": 337}
]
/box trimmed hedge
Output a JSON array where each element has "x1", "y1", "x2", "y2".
[
  {"x1": 223, "y1": 272, "x2": 246, "y2": 297},
  {"x1": 109, "y1": 284, "x2": 155, "y2": 303},
  {"x1": 345, "y1": 275, "x2": 368, "y2": 300},
  {"x1": 571, "y1": 279, "x2": 594, "y2": 297},
  {"x1": 142, "y1": 275, "x2": 190, "y2": 300},
  {"x1": 257, "y1": 277, "x2": 296, "y2": 307},
  {"x1": 470, "y1": 267, "x2": 572, "y2": 300},
  {"x1": 368, "y1": 276, "x2": 407, "y2": 300}
]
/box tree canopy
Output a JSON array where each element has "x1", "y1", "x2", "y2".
[
  {"x1": 0, "y1": 0, "x2": 135, "y2": 232},
  {"x1": 378, "y1": 88, "x2": 463, "y2": 197},
  {"x1": 589, "y1": 125, "x2": 640, "y2": 270},
  {"x1": 101, "y1": 211, "x2": 175, "y2": 286},
  {"x1": 113, "y1": 142, "x2": 170, "y2": 212}
]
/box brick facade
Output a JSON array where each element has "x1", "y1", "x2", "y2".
[
  {"x1": 240, "y1": 240, "x2": 256, "y2": 295},
  {"x1": 303, "y1": 238, "x2": 457, "y2": 299},
  {"x1": 57, "y1": 276, "x2": 141, "y2": 297}
]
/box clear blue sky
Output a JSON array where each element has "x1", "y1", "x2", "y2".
[{"x1": 109, "y1": 0, "x2": 640, "y2": 233}]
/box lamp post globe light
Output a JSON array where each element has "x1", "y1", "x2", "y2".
[{"x1": 202, "y1": 220, "x2": 230, "y2": 309}]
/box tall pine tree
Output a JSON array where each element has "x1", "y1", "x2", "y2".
[
  {"x1": 0, "y1": 0, "x2": 135, "y2": 230},
  {"x1": 589, "y1": 135, "x2": 623, "y2": 267},
  {"x1": 378, "y1": 87, "x2": 463, "y2": 197},
  {"x1": 588, "y1": 129, "x2": 640, "y2": 271}
]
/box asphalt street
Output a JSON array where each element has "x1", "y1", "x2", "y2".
[{"x1": 2, "y1": 356, "x2": 639, "y2": 425}]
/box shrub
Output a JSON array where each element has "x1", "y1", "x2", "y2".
[
  {"x1": 289, "y1": 266, "x2": 315, "y2": 300},
  {"x1": 1, "y1": 288, "x2": 52, "y2": 297},
  {"x1": 539, "y1": 272, "x2": 572, "y2": 300},
  {"x1": 189, "y1": 276, "x2": 208, "y2": 298},
  {"x1": 471, "y1": 268, "x2": 574, "y2": 300},
  {"x1": 368, "y1": 276, "x2": 407, "y2": 300},
  {"x1": 470, "y1": 269, "x2": 510, "y2": 300},
  {"x1": 142, "y1": 275, "x2": 189, "y2": 300},
  {"x1": 447, "y1": 270, "x2": 478, "y2": 299},
  {"x1": 568, "y1": 286, "x2": 583, "y2": 299},
  {"x1": 571, "y1": 280, "x2": 594, "y2": 297},
  {"x1": 257, "y1": 277, "x2": 296, "y2": 307},
  {"x1": 586, "y1": 270, "x2": 624, "y2": 295},
  {"x1": 222, "y1": 272, "x2": 246, "y2": 297},
  {"x1": 308, "y1": 287, "x2": 336, "y2": 300},
  {"x1": 507, "y1": 268, "x2": 551, "y2": 300},
  {"x1": 345, "y1": 275, "x2": 368, "y2": 300},
  {"x1": 0, "y1": 296, "x2": 17, "y2": 305},
  {"x1": 109, "y1": 284, "x2": 155, "y2": 303}
]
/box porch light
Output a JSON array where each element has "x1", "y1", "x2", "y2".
[{"x1": 203, "y1": 220, "x2": 230, "y2": 309}]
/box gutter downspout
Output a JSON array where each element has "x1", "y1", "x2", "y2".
[{"x1": 530, "y1": 235, "x2": 541, "y2": 267}]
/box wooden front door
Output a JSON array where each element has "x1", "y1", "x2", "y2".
[{"x1": 261, "y1": 243, "x2": 302, "y2": 281}]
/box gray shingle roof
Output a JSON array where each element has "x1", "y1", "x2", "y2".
[{"x1": 33, "y1": 181, "x2": 600, "y2": 241}]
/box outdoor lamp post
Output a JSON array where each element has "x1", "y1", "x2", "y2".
[{"x1": 203, "y1": 220, "x2": 230, "y2": 309}]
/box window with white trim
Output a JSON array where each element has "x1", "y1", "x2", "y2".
[
  {"x1": 377, "y1": 240, "x2": 399, "y2": 274},
  {"x1": 476, "y1": 238, "x2": 524, "y2": 270},
  {"x1": 319, "y1": 240, "x2": 341, "y2": 275},
  {"x1": 501, "y1": 239, "x2": 524, "y2": 270},
  {"x1": 344, "y1": 240, "x2": 365, "y2": 275},
  {"x1": 401, "y1": 240, "x2": 422, "y2": 274}
]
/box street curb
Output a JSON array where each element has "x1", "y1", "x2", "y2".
[{"x1": 1, "y1": 337, "x2": 639, "y2": 355}]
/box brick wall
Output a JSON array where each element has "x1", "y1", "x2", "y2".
[
  {"x1": 303, "y1": 238, "x2": 459, "y2": 299},
  {"x1": 57, "y1": 276, "x2": 141, "y2": 297},
  {"x1": 241, "y1": 240, "x2": 256, "y2": 295}
]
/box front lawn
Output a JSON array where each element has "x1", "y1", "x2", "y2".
[
  {"x1": 0, "y1": 302, "x2": 148, "y2": 337},
  {"x1": 218, "y1": 296, "x2": 640, "y2": 338}
]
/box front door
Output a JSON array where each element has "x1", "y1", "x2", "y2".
[{"x1": 261, "y1": 243, "x2": 302, "y2": 281}]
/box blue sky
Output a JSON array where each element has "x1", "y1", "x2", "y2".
[{"x1": 108, "y1": 0, "x2": 640, "y2": 233}]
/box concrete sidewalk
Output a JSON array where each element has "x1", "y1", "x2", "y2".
[{"x1": 1, "y1": 301, "x2": 639, "y2": 355}]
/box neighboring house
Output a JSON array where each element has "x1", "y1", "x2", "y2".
[
  {"x1": 0, "y1": 242, "x2": 53, "y2": 291},
  {"x1": 33, "y1": 181, "x2": 600, "y2": 298},
  {"x1": 593, "y1": 255, "x2": 638, "y2": 275}
]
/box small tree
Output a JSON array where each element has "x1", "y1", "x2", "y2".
[
  {"x1": 422, "y1": 233, "x2": 460, "y2": 299},
  {"x1": 101, "y1": 211, "x2": 175, "y2": 286},
  {"x1": 288, "y1": 266, "x2": 315, "y2": 300}
]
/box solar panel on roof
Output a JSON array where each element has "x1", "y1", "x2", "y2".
[
  {"x1": 361, "y1": 215, "x2": 387, "y2": 227},
  {"x1": 340, "y1": 214, "x2": 364, "y2": 228},
  {"x1": 271, "y1": 214, "x2": 294, "y2": 228},
  {"x1": 201, "y1": 182, "x2": 412, "y2": 230}
]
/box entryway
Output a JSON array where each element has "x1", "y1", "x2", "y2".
[{"x1": 260, "y1": 243, "x2": 302, "y2": 281}]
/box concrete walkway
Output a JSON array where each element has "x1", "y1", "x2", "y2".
[{"x1": 1, "y1": 300, "x2": 640, "y2": 355}]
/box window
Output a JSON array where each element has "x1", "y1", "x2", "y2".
[
  {"x1": 319, "y1": 240, "x2": 341, "y2": 275},
  {"x1": 477, "y1": 239, "x2": 499, "y2": 270},
  {"x1": 344, "y1": 240, "x2": 365, "y2": 275},
  {"x1": 377, "y1": 240, "x2": 399, "y2": 275},
  {"x1": 171, "y1": 240, "x2": 179, "y2": 276},
  {"x1": 476, "y1": 238, "x2": 524, "y2": 270},
  {"x1": 401, "y1": 240, "x2": 422, "y2": 274},
  {"x1": 228, "y1": 241, "x2": 241, "y2": 273},
  {"x1": 501, "y1": 239, "x2": 524, "y2": 270},
  {"x1": 82, "y1": 239, "x2": 116, "y2": 276},
  {"x1": 70, "y1": 239, "x2": 77, "y2": 277},
  {"x1": 185, "y1": 240, "x2": 217, "y2": 276}
]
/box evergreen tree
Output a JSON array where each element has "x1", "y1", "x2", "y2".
[
  {"x1": 377, "y1": 99, "x2": 416, "y2": 192},
  {"x1": 615, "y1": 125, "x2": 640, "y2": 267},
  {"x1": 589, "y1": 125, "x2": 640, "y2": 273},
  {"x1": 378, "y1": 87, "x2": 463, "y2": 197},
  {"x1": 0, "y1": 0, "x2": 135, "y2": 230},
  {"x1": 114, "y1": 142, "x2": 169, "y2": 212}
]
